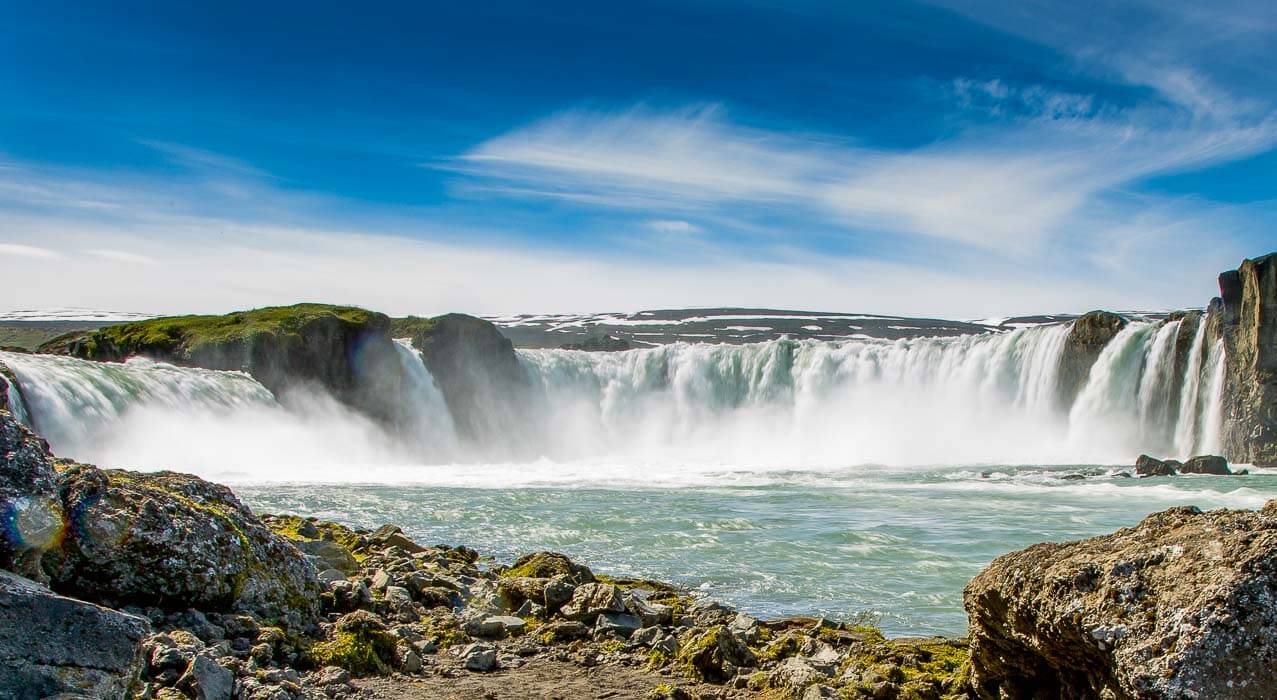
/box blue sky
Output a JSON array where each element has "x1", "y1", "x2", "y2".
[{"x1": 1, "y1": 0, "x2": 1274, "y2": 316}]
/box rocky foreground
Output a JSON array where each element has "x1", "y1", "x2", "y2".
[{"x1": 4, "y1": 387, "x2": 1277, "y2": 700}]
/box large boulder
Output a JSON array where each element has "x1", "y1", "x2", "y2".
[
  {"x1": 1056, "y1": 311, "x2": 1128, "y2": 411},
  {"x1": 46, "y1": 465, "x2": 323, "y2": 629},
  {"x1": 0, "y1": 408, "x2": 64, "y2": 580},
  {"x1": 0, "y1": 569, "x2": 150, "y2": 699},
  {"x1": 965, "y1": 501, "x2": 1277, "y2": 699},
  {"x1": 1216, "y1": 252, "x2": 1277, "y2": 466}
]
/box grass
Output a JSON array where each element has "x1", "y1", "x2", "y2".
[{"x1": 54, "y1": 304, "x2": 382, "y2": 359}]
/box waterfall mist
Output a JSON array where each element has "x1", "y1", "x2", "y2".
[{"x1": 0, "y1": 316, "x2": 1228, "y2": 483}]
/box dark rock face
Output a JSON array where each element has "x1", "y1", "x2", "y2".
[
  {"x1": 1180, "y1": 455, "x2": 1231, "y2": 475},
  {"x1": 0, "y1": 568, "x2": 150, "y2": 699},
  {"x1": 43, "y1": 304, "x2": 408, "y2": 426},
  {"x1": 1217, "y1": 252, "x2": 1277, "y2": 466},
  {"x1": 411, "y1": 314, "x2": 540, "y2": 450},
  {"x1": 1134, "y1": 454, "x2": 1178, "y2": 477},
  {"x1": 1056, "y1": 311, "x2": 1128, "y2": 411},
  {"x1": 965, "y1": 501, "x2": 1277, "y2": 699},
  {"x1": 46, "y1": 465, "x2": 322, "y2": 629},
  {"x1": 0, "y1": 408, "x2": 63, "y2": 580},
  {"x1": 560, "y1": 335, "x2": 631, "y2": 352}
]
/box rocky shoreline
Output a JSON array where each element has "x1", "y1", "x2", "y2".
[{"x1": 5, "y1": 395, "x2": 1277, "y2": 700}]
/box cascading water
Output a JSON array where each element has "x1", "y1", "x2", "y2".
[
  {"x1": 0, "y1": 317, "x2": 1228, "y2": 474},
  {"x1": 390, "y1": 338, "x2": 460, "y2": 454},
  {"x1": 519, "y1": 319, "x2": 1221, "y2": 466}
]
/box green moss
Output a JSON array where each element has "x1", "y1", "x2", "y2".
[
  {"x1": 389, "y1": 316, "x2": 439, "y2": 339},
  {"x1": 267, "y1": 515, "x2": 367, "y2": 562},
  {"x1": 595, "y1": 573, "x2": 679, "y2": 594},
  {"x1": 58, "y1": 304, "x2": 380, "y2": 360},
  {"x1": 307, "y1": 630, "x2": 395, "y2": 676},
  {"x1": 646, "y1": 648, "x2": 673, "y2": 669},
  {"x1": 600, "y1": 639, "x2": 625, "y2": 654}
]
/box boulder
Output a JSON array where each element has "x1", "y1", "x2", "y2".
[
  {"x1": 459, "y1": 642, "x2": 498, "y2": 672},
  {"x1": 178, "y1": 654, "x2": 234, "y2": 700},
  {"x1": 677, "y1": 625, "x2": 756, "y2": 682},
  {"x1": 594, "y1": 611, "x2": 642, "y2": 639},
  {"x1": 1057, "y1": 311, "x2": 1128, "y2": 411},
  {"x1": 295, "y1": 539, "x2": 359, "y2": 573},
  {"x1": 1180, "y1": 455, "x2": 1231, "y2": 475},
  {"x1": 965, "y1": 501, "x2": 1277, "y2": 699},
  {"x1": 0, "y1": 409, "x2": 64, "y2": 580},
  {"x1": 0, "y1": 569, "x2": 150, "y2": 699},
  {"x1": 503, "y1": 551, "x2": 595, "y2": 585},
  {"x1": 1134, "y1": 454, "x2": 1177, "y2": 478},
  {"x1": 47, "y1": 465, "x2": 323, "y2": 629},
  {"x1": 1216, "y1": 252, "x2": 1277, "y2": 466},
  {"x1": 559, "y1": 582, "x2": 625, "y2": 623}
]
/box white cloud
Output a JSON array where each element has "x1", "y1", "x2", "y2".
[
  {"x1": 84, "y1": 249, "x2": 160, "y2": 265},
  {"x1": 454, "y1": 98, "x2": 1275, "y2": 254},
  {"x1": 643, "y1": 219, "x2": 704, "y2": 236},
  {"x1": 0, "y1": 243, "x2": 63, "y2": 260}
]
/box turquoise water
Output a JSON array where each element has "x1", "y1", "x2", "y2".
[{"x1": 236, "y1": 465, "x2": 1276, "y2": 637}]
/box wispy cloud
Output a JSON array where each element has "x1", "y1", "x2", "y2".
[
  {"x1": 0, "y1": 243, "x2": 64, "y2": 260},
  {"x1": 454, "y1": 93, "x2": 1275, "y2": 254},
  {"x1": 84, "y1": 249, "x2": 160, "y2": 265}
]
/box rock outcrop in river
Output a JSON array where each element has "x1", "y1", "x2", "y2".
[
  {"x1": 965, "y1": 502, "x2": 1277, "y2": 699},
  {"x1": 1216, "y1": 252, "x2": 1277, "y2": 466},
  {"x1": 1055, "y1": 310, "x2": 1127, "y2": 411}
]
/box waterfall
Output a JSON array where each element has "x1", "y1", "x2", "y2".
[
  {"x1": 0, "y1": 351, "x2": 277, "y2": 451},
  {"x1": 390, "y1": 338, "x2": 460, "y2": 453},
  {"x1": 2, "y1": 315, "x2": 1229, "y2": 471},
  {"x1": 4, "y1": 374, "x2": 32, "y2": 426}
]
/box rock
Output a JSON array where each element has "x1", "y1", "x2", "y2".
[
  {"x1": 465, "y1": 614, "x2": 525, "y2": 638},
  {"x1": 543, "y1": 574, "x2": 577, "y2": 611},
  {"x1": 1134, "y1": 454, "x2": 1178, "y2": 477},
  {"x1": 370, "y1": 569, "x2": 392, "y2": 591},
  {"x1": 409, "y1": 313, "x2": 539, "y2": 449},
  {"x1": 395, "y1": 642, "x2": 422, "y2": 673},
  {"x1": 559, "y1": 582, "x2": 625, "y2": 623},
  {"x1": 178, "y1": 655, "x2": 233, "y2": 700},
  {"x1": 539, "y1": 621, "x2": 591, "y2": 643},
  {"x1": 318, "y1": 568, "x2": 348, "y2": 584},
  {"x1": 1057, "y1": 311, "x2": 1128, "y2": 410},
  {"x1": 295, "y1": 539, "x2": 359, "y2": 573},
  {"x1": 677, "y1": 625, "x2": 755, "y2": 683},
  {"x1": 503, "y1": 551, "x2": 595, "y2": 584},
  {"x1": 1180, "y1": 455, "x2": 1231, "y2": 475},
  {"x1": 42, "y1": 304, "x2": 414, "y2": 427},
  {"x1": 459, "y1": 642, "x2": 498, "y2": 672},
  {"x1": 47, "y1": 465, "x2": 323, "y2": 629},
  {"x1": 728, "y1": 612, "x2": 761, "y2": 643},
  {"x1": 309, "y1": 610, "x2": 396, "y2": 676},
  {"x1": 965, "y1": 501, "x2": 1277, "y2": 699},
  {"x1": 0, "y1": 569, "x2": 150, "y2": 699},
  {"x1": 384, "y1": 585, "x2": 414, "y2": 611},
  {"x1": 0, "y1": 409, "x2": 64, "y2": 580},
  {"x1": 594, "y1": 611, "x2": 642, "y2": 639},
  {"x1": 802, "y1": 684, "x2": 840, "y2": 700},
  {"x1": 770, "y1": 656, "x2": 825, "y2": 690},
  {"x1": 1216, "y1": 252, "x2": 1277, "y2": 466},
  {"x1": 629, "y1": 595, "x2": 673, "y2": 627}
]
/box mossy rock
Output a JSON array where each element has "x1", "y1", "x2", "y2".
[
  {"x1": 307, "y1": 611, "x2": 396, "y2": 676},
  {"x1": 501, "y1": 552, "x2": 595, "y2": 584}
]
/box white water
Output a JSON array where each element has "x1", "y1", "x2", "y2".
[
  {"x1": 520, "y1": 320, "x2": 1222, "y2": 467},
  {"x1": 0, "y1": 318, "x2": 1227, "y2": 480}
]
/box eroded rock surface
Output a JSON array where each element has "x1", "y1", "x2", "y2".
[
  {"x1": 965, "y1": 501, "x2": 1277, "y2": 699},
  {"x1": 1217, "y1": 252, "x2": 1277, "y2": 466},
  {"x1": 47, "y1": 465, "x2": 323, "y2": 629},
  {"x1": 1056, "y1": 310, "x2": 1128, "y2": 411},
  {"x1": 0, "y1": 568, "x2": 150, "y2": 699}
]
